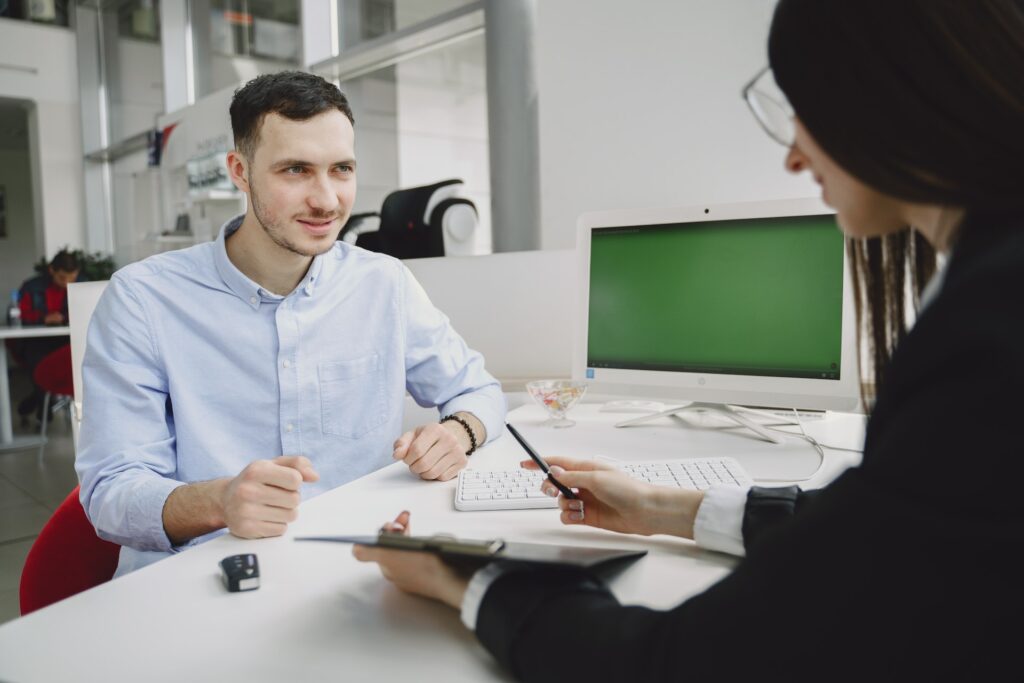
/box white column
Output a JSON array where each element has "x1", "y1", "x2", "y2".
[
  {"x1": 75, "y1": 5, "x2": 115, "y2": 253},
  {"x1": 301, "y1": 0, "x2": 338, "y2": 67},
  {"x1": 484, "y1": 0, "x2": 540, "y2": 252},
  {"x1": 160, "y1": 0, "x2": 194, "y2": 112}
]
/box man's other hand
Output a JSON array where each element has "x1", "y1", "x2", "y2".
[
  {"x1": 221, "y1": 455, "x2": 319, "y2": 539},
  {"x1": 393, "y1": 422, "x2": 470, "y2": 481}
]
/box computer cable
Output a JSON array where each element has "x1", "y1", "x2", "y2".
[
  {"x1": 748, "y1": 408, "x2": 826, "y2": 484},
  {"x1": 747, "y1": 408, "x2": 866, "y2": 485},
  {"x1": 733, "y1": 405, "x2": 865, "y2": 454}
]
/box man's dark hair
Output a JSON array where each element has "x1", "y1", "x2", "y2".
[
  {"x1": 230, "y1": 71, "x2": 355, "y2": 160},
  {"x1": 49, "y1": 249, "x2": 80, "y2": 273}
]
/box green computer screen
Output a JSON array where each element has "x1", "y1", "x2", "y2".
[{"x1": 587, "y1": 215, "x2": 844, "y2": 380}]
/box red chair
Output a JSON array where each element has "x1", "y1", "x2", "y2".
[
  {"x1": 19, "y1": 485, "x2": 121, "y2": 615},
  {"x1": 33, "y1": 343, "x2": 74, "y2": 463}
]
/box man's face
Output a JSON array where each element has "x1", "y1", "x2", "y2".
[
  {"x1": 241, "y1": 110, "x2": 357, "y2": 258},
  {"x1": 50, "y1": 268, "x2": 79, "y2": 289}
]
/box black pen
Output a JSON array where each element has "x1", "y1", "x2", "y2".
[{"x1": 506, "y1": 423, "x2": 578, "y2": 500}]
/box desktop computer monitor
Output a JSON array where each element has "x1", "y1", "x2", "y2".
[{"x1": 574, "y1": 198, "x2": 861, "y2": 421}]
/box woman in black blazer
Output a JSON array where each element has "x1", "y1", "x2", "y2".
[{"x1": 355, "y1": 1, "x2": 1024, "y2": 680}]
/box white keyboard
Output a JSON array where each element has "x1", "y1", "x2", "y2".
[{"x1": 455, "y1": 457, "x2": 753, "y2": 511}]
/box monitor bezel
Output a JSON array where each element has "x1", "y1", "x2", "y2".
[{"x1": 573, "y1": 198, "x2": 861, "y2": 412}]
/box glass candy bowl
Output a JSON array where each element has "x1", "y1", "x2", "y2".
[{"x1": 526, "y1": 380, "x2": 588, "y2": 428}]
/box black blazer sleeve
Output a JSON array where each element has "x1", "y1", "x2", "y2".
[
  {"x1": 742, "y1": 485, "x2": 821, "y2": 547},
  {"x1": 474, "y1": 222, "x2": 1024, "y2": 682}
]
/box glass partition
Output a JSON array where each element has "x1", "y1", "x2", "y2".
[
  {"x1": 192, "y1": 0, "x2": 301, "y2": 99},
  {"x1": 0, "y1": 0, "x2": 72, "y2": 27},
  {"x1": 336, "y1": 0, "x2": 476, "y2": 50},
  {"x1": 338, "y1": 31, "x2": 491, "y2": 255},
  {"x1": 108, "y1": 0, "x2": 164, "y2": 143}
]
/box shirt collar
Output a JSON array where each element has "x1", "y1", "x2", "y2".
[
  {"x1": 303, "y1": 248, "x2": 324, "y2": 297},
  {"x1": 213, "y1": 214, "x2": 327, "y2": 309}
]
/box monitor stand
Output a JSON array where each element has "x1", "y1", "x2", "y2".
[{"x1": 614, "y1": 402, "x2": 783, "y2": 444}]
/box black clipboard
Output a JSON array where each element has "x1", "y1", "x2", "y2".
[{"x1": 295, "y1": 532, "x2": 647, "y2": 571}]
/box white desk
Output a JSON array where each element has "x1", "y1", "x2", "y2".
[
  {"x1": 0, "y1": 403, "x2": 864, "y2": 682},
  {"x1": 0, "y1": 324, "x2": 71, "y2": 452}
]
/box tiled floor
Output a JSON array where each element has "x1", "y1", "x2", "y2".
[{"x1": 0, "y1": 368, "x2": 78, "y2": 626}]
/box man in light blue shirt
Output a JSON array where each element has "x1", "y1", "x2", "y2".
[{"x1": 77, "y1": 71, "x2": 505, "y2": 575}]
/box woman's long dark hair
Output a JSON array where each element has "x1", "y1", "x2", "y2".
[
  {"x1": 848, "y1": 231, "x2": 935, "y2": 404},
  {"x1": 768, "y1": 0, "x2": 1024, "y2": 405}
]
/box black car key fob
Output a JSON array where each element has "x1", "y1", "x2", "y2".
[{"x1": 220, "y1": 553, "x2": 260, "y2": 592}]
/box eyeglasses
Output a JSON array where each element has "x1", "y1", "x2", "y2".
[{"x1": 742, "y1": 66, "x2": 795, "y2": 147}]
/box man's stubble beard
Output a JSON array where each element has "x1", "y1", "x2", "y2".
[{"x1": 248, "y1": 172, "x2": 337, "y2": 258}]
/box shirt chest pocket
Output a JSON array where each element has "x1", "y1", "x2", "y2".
[{"x1": 318, "y1": 354, "x2": 388, "y2": 439}]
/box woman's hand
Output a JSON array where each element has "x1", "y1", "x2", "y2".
[
  {"x1": 352, "y1": 511, "x2": 470, "y2": 610},
  {"x1": 522, "y1": 456, "x2": 705, "y2": 539}
]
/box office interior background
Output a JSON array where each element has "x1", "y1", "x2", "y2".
[{"x1": 0, "y1": 0, "x2": 821, "y2": 625}]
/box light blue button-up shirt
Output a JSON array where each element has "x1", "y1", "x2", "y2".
[{"x1": 77, "y1": 216, "x2": 505, "y2": 574}]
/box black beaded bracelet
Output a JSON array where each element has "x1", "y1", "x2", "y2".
[{"x1": 441, "y1": 414, "x2": 478, "y2": 456}]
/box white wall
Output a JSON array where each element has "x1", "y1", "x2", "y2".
[
  {"x1": 404, "y1": 249, "x2": 575, "y2": 382},
  {"x1": 534, "y1": 0, "x2": 818, "y2": 249},
  {"x1": 0, "y1": 18, "x2": 86, "y2": 258},
  {"x1": 0, "y1": 146, "x2": 36, "y2": 300}
]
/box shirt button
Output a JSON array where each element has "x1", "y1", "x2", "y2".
[
  {"x1": 283, "y1": 359, "x2": 291, "y2": 369},
  {"x1": 249, "y1": 296, "x2": 258, "y2": 305},
  {"x1": 286, "y1": 423, "x2": 294, "y2": 433}
]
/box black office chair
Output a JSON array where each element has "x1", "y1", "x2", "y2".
[
  {"x1": 340, "y1": 212, "x2": 383, "y2": 252},
  {"x1": 339, "y1": 179, "x2": 478, "y2": 259}
]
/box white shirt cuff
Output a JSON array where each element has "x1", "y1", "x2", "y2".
[
  {"x1": 460, "y1": 562, "x2": 515, "y2": 630},
  {"x1": 442, "y1": 388, "x2": 506, "y2": 446},
  {"x1": 693, "y1": 485, "x2": 750, "y2": 557}
]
